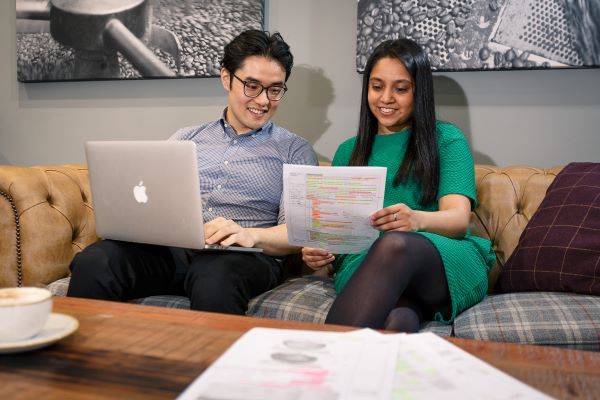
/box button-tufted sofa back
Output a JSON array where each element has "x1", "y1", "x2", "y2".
[
  {"x1": 0, "y1": 165, "x2": 98, "y2": 287},
  {"x1": 0, "y1": 164, "x2": 562, "y2": 291},
  {"x1": 471, "y1": 165, "x2": 562, "y2": 291}
]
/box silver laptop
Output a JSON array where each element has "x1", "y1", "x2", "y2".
[{"x1": 85, "y1": 140, "x2": 262, "y2": 253}]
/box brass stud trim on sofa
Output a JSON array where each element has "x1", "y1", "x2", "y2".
[{"x1": 0, "y1": 191, "x2": 23, "y2": 287}]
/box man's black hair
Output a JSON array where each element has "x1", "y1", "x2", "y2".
[{"x1": 221, "y1": 29, "x2": 294, "y2": 81}]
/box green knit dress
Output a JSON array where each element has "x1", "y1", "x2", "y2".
[{"x1": 331, "y1": 122, "x2": 496, "y2": 324}]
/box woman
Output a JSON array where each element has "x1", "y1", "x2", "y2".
[{"x1": 302, "y1": 38, "x2": 495, "y2": 332}]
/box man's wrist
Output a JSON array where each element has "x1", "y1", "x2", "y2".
[{"x1": 245, "y1": 227, "x2": 260, "y2": 248}]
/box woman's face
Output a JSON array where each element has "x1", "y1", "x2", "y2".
[{"x1": 367, "y1": 57, "x2": 414, "y2": 134}]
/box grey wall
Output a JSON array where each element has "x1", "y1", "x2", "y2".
[{"x1": 2, "y1": 0, "x2": 599, "y2": 167}]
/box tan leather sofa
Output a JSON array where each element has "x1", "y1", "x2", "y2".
[
  {"x1": 0, "y1": 165, "x2": 97, "y2": 288},
  {"x1": 2, "y1": 164, "x2": 599, "y2": 350},
  {"x1": 0, "y1": 163, "x2": 558, "y2": 289}
]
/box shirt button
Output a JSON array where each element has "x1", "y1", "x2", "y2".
[
  {"x1": 224, "y1": 160, "x2": 229, "y2": 165},
  {"x1": 233, "y1": 140, "x2": 238, "y2": 144},
  {"x1": 251, "y1": 134, "x2": 256, "y2": 138},
  {"x1": 208, "y1": 207, "x2": 213, "y2": 212},
  {"x1": 217, "y1": 184, "x2": 222, "y2": 189}
]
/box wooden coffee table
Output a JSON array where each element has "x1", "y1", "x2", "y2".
[{"x1": 0, "y1": 297, "x2": 599, "y2": 399}]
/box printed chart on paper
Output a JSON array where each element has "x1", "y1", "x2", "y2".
[{"x1": 283, "y1": 165, "x2": 386, "y2": 254}]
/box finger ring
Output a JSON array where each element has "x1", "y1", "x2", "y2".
[{"x1": 394, "y1": 213, "x2": 397, "y2": 221}]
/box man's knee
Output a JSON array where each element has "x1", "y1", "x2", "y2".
[
  {"x1": 185, "y1": 261, "x2": 242, "y2": 298},
  {"x1": 185, "y1": 266, "x2": 246, "y2": 313},
  {"x1": 71, "y1": 241, "x2": 124, "y2": 275},
  {"x1": 184, "y1": 255, "x2": 275, "y2": 314},
  {"x1": 67, "y1": 241, "x2": 127, "y2": 298}
]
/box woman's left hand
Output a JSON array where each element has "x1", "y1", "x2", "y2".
[{"x1": 370, "y1": 203, "x2": 420, "y2": 232}]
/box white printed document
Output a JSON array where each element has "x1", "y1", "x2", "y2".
[
  {"x1": 177, "y1": 327, "x2": 400, "y2": 400},
  {"x1": 177, "y1": 328, "x2": 554, "y2": 400},
  {"x1": 391, "y1": 333, "x2": 553, "y2": 400},
  {"x1": 283, "y1": 164, "x2": 386, "y2": 254}
]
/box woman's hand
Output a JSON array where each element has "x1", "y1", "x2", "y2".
[
  {"x1": 370, "y1": 203, "x2": 420, "y2": 232},
  {"x1": 370, "y1": 195, "x2": 472, "y2": 238},
  {"x1": 301, "y1": 247, "x2": 335, "y2": 271}
]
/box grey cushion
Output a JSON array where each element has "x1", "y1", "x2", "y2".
[
  {"x1": 53, "y1": 276, "x2": 600, "y2": 346},
  {"x1": 247, "y1": 276, "x2": 336, "y2": 324},
  {"x1": 47, "y1": 276, "x2": 70, "y2": 297},
  {"x1": 131, "y1": 295, "x2": 190, "y2": 309},
  {"x1": 419, "y1": 320, "x2": 453, "y2": 336},
  {"x1": 49, "y1": 275, "x2": 451, "y2": 336},
  {"x1": 47, "y1": 276, "x2": 191, "y2": 308},
  {"x1": 247, "y1": 275, "x2": 453, "y2": 336},
  {"x1": 454, "y1": 292, "x2": 600, "y2": 351}
]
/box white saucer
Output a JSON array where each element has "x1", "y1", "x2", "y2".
[{"x1": 0, "y1": 313, "x2": 79, "y2": 354}]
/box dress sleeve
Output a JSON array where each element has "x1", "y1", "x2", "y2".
[
  {"x1": 436, "y1": 124, "x2": 477, "y2": 207},
  {"x1": 331, "y1": 137, "x2": 355, "y2": 167}
]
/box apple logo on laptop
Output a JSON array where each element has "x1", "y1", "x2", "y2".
[{"x1": 133, "y1": 181, "x2": 148, "y2": 203}]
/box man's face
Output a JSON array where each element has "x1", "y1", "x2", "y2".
[{"x1": 221, "y1": 56, "x2": 286, "y2": 134}]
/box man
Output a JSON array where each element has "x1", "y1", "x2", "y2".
[{"x1": 67, "y1": 30, "x2": 318, "y2": 314}]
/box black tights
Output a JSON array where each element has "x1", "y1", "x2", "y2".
[{"x1": 325, "y1": 232, "x2": 451, "y2": 332}]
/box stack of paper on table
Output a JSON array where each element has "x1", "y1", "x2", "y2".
[{"x1": 178, "y1": 328, "x2": 553, "y2": 400}]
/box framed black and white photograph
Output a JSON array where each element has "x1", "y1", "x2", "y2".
[
  {"x1": 356, "y1": 0, "x2": 600, "y2": 72},
  {"x1": 16, "y1": 0, "x2": 265, "y2": 82}
]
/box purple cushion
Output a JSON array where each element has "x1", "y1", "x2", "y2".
[{"x1": 496, "y1": 162, "x2": 600, "y2": 295}]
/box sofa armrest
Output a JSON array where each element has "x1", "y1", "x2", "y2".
[{"x1": 0, "y1": 164, "x2": 99, "y2": 287}]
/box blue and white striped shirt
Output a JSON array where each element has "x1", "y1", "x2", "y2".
[{"x1": 170, "y1": 116, "x2": 318, "y2": 228}]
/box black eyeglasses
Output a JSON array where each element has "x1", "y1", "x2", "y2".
[{"x1": 231, "y1": 73, "x2": 288, "y2": 101}]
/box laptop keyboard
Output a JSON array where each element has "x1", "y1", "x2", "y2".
[{"x1": 204, "y1": 244, "x2": 231, "y2": 250}]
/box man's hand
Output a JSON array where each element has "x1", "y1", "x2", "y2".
[
  {"x1": 204, "y1": 219, "x2": 301, "y2": 256},
  {"x1": 204, "y1": 217, "x2": 256, "y2": 247}
]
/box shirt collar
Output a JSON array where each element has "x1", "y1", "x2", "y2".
[{"x1": 220, "y1": 107, "x2": 272, "y2": 138}]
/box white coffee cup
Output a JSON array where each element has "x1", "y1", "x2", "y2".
[{"x1": 0, "y1": 287, "x2": 53, "y2": 342}]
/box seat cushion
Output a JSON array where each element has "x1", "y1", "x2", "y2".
[
  {"x1": 48, "y1": 276, "x2": 191, "y2": 308},
  {"x1": 247, "y1": 276, "x2": 336, "y2": 324},
  {"x1": 454, "y1": 292, "x2": 600, "y2": 351},
  {"x1": 131, "y1": 295, "x2": 190, "y2": 309},
  {"x1": 49, "y1": 274, "x2": 452, "y2": 336},
  {"x1": 247, "y1": 275, "x2": 453, "y2": 336},
  {"x1": 47, "y1": 276, "x2": 70, "y2": 296}
]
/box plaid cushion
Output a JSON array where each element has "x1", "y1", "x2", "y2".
[
  {"x1": 247, "y1": 276, "x2": 336, "y2": 324},
  {"x1": 131, "y1": 295, "x2": 191, "y2": 309},
  {"x1": 454, "y1": 292, "x2": 600, "y2": 351},
  {"x1": 497, "y1": 162, "x2": 600, "y2": 295},
  {"x1": 419, "y1": 321, "x2": 453, "y2": 337},
  {"x1": 47, "y1": 277, "x2": 70, "y2": 297},
  {"x1": 247, "y1": 276, "x2": 453, "y2": 335},
  {"x1": 48, "y1": 276, "x2": 192, "y2": 309}
]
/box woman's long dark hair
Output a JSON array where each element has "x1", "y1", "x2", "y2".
[{"x1": 349, "y1": 38, "x2": 439, "y2": 205}]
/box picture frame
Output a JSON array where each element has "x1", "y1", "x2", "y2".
[
  {"x1": 356, "y1": 0, "x2": 600, "y2": 72},
  {"x1": 16, "y1": 0, "x2": 265, "y2": 82}
]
